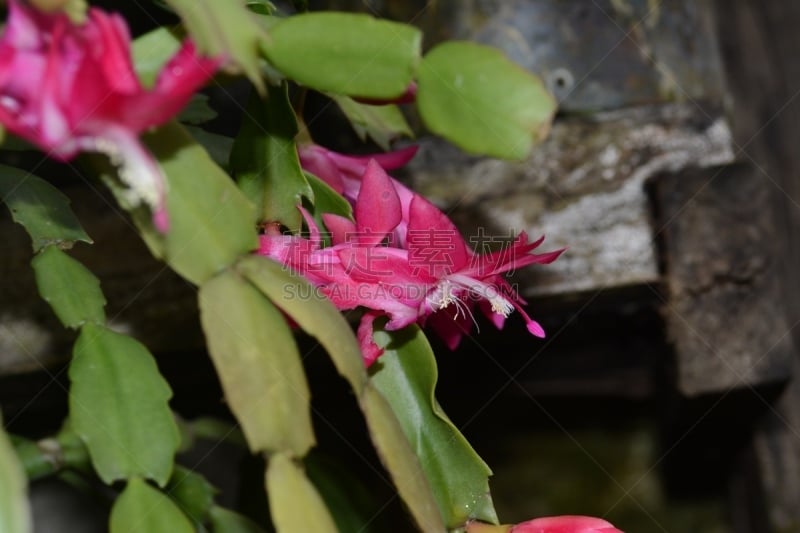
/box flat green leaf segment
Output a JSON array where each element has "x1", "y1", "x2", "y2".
[
  {"x1": 238, "y1": 255, "x2": 366, "y2": 392},
  {"x1": 32, "y1": 246, "x2": 106, "y2": 329},
  {"x1": 417, "y1": 41, "x2": 556, "y2": 160},
  {"x1": 266, "y1": 453, "x2": 338, "y2": 533},
  {"x1": 198, "y1": 270, "x2": 314, "y2": 456},
  {"x1": 0, "y1": 416, "x2": 32, "y2": 533},
  {"x1": 131, "y1": 27, "x2": 182, "y2": 89},
  {"x1": 209, "y1": 506, "x2": 268, "y2": 533},
  {"x1": 231, "y1": 84, "x2": 312, "y2": 232},
  {"x1": 371, "y1": 325, "x2": 498, "y2": 528},
  {"x1": 110, "y1": 477, "x2": 193, "y2": 533},
  {"x1": 140, "y1": 122, "x2": 258, "y2": 285},
  {"x1": 69, "y1": 324, "x2": 180, "y2": 487},
  {"x1": 165, "y1": 466, "x2": 218, "y2": 525},
  {"x1": 331, "y1": 95, "x2": 413, "y2": 150},
  {"x1": 304, "y1": 173, "x2": 352, "y2": 246},
  {"x1": 237, "y1": 256, "x2": 444, "y2": 532},
  {"x1": 263, "y1": 12, "x2": 421, "y2": 98},
  {"x1": 164, "y1": 0, "x2": 269, "y2": 90},
  {"x1": 0, "y1": 165, "x2": 91, "y2": 251}
]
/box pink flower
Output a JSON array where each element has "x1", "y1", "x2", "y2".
[
  {"x1": 260, "y1": 159, "x2": 562, "y2": 365},
  {"x1": 0, "y1": 1, "x2": 219, "y2": 231},
  {"x1": 467, "y1": 516, "x2": 624, "y2": 533}
]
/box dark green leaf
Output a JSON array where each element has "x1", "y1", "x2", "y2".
[
  {"x1": 110, "y1": 477, "x2": 194, "y2": 533},
  {"x1": 137, "y1": 122, "x2": 258, "y2": 285},
  {"x1": 263, "y1": 13, "x2": 421, "y2": 99},
  {"x1": 266, "y1": 453, "x2": 338, "y2": 533},
  {"x1": 417, "y1": 41, "x2": 556, "y2": 160},
  {"x1": 209, "y1": 507, "x2": 267, "y2": 533},
  {"x1": 31, "y1": 246, "x2": 106, "y2": 329},
  {"x1": 165, "y1": 0, "x2": 269, "y2": 90},
  {"x1": 331, "y1": 95, "x2": 413, "y2": 150},
  {"x1": 237, "y1": 255, "x2": 366, "y2": 394},
  {"x1": 198, "y1": 270, "x2": 314, "y2": 455},
  {"x1": 0, "y1": 415, "x2": 32, "y2": 533},
  {"x1": 245, "y1": 0, "x2": 276, "y2": 15},
  {"x1": 304, "y1": 172, "x2": 352, "y2": 246},
  {"x1": 179, "y1": 94, "x2": 218, "y2": 125},
  {"x1": 166, "y1": 466, "x2": 217, "y2": 524},
  {"x1": 0, "y1": 165, "x2": 91, "y2": 251},
  {"x1": 184, "y1": 127, "x2": 235, "y2": 171},
  {"x1": 69, "y1": 324, "x2": 180, "y2": 487},
  {"x1": 231, "y1": 84, "x2": 312, "y2": 231},
  {"x1": 371, "y1": 325, "x2": 498, "y2": 527}
]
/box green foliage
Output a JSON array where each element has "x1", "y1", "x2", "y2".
[
  {"x1": 31, "y1": 246, "x2": 106, "y2": 329},
  {"x1": 110, "y1": 477, "x2": 194, "y2": 533},
  {"x1": 208, "y1": 507, "x2": 268, "y2": 533},
  {"x1": 166, "y1": 466, "x2": 218, "y2": 524},
  {"x1": 265, "y1": 453, "x2": 338, "y2": 533},
  {"x1": 0, "y1": 416, "x2": 32, "y2": 533},
  {"x1": 360, "y1": 386, "x2": 446, "y2": 531},
  {"x1": 417, "y1": 41, "x2": 556, "y2": 160},
  {"x1": 198, "y1": 270, "x2": 314, "y2": 456},
  {"x1": 263, "y1": 12, "x2": 421, "y2": 98},
  {"x1": 238, "y1": 255, "x2": 366, "y2": 393},
  {"x1": 0, "y1": 165, "x2": 91, "y2": 251},
  {"x1": 131, "y1": 27, "x2": 182, "y2": 88},
  {"x1": 372, "y1": 325, "x2": 498, "y2": 527},
  {"x1": 139, "y1": 123, "x2": 258, "y2": 285},
  {"x1": 231, "y1": 84, "x2": 312, "y2": 232},
  {"x1": 69, "y1": 324, "x2": 180, "y2": 487},
  {"x1": 164, "y1": 0, "x2": 269, "y2": 90},
  {"x1": 331, "y1": 95, "x2": 413, "y2": 150}
]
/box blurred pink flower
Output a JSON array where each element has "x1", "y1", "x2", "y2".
[
  {"x1": 260, "y1": 159, "x2": 562, "y2": 365},
  {"x1": 467, "y1": 516, "x2": 624, "y2": 533},
  {"x1": 0, "y1": 0, "x2": 218, "y2": 230}
]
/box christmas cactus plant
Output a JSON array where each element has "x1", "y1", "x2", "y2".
[{"x1": 0, "y1": 1, "x2": 622, "y2": 532}]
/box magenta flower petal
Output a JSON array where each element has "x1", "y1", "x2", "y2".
[{"x1": 353, "y1": 160, "x2": 402, "y2": 246}]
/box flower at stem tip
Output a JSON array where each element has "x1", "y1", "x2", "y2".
[
  {"x1": 262, "y1": 150, "x2": 564, "y2": 366},
  {"x1": 0, "y1": 0, "x2": 219, "y2": 231},
  {"x1": 466, "y1": 515, "x2": 624, "y2": 533}
]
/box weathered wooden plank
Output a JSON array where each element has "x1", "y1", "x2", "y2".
[
  {"x1": 653, "y1": 164, "x2": 794, "y2": 397},
  {"x1": 406, "y1": 103, "x2": 734, "y2": 297}
]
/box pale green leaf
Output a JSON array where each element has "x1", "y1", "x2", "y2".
[
  {"x1": 237, "y1": 255, "x2": 366, "y2": 394},
  {"x1": 69, "y1": 324, "x2": 180, "y2": 487},
  {"x1": 131, "y1": 27, "x2": 182, "y2": 89},
  {"x1": 417, "y1": 41, "x2": 556, "y2": 160},
  {"x1": 165, "y1": 0, "x2": 269, "y2": 90},
  {"x1": 138, "y1": 122, "x2": 258, "y2": 285},
  {"x1": 371, "y1": 325, "x2": 498, "y2": 527},
  {"x1": 331, "y1": 95, "x2": 413, "y2": 150},
  {"x1": 231, "y1": 84, "x2": 312, "y2": 231},
  {"x1": 32, "y1": 246, "x2": 106, "y2": 329},
  {"x1": 360, "y1": 385, "x2": 445, "y2": 532},
  {"x1": 266, "y1": 453, "x2": 338, "y2": 533},
  {"x1": 0, "y1": 415, "x2": 32, "y2": 533},
  {"x1": 209, "y1": 507, "x2": 267, "y2": 533},
  {"x1": 110, "y1": 477, "x2": 193, "y2": 533},
  {"x1": 0, "y1": 165, "x2": 91, "y2": 251},
  {"x1": 198, "y1": 270, "x2": 314, "y2": 455},
  {"x1": 263, "y1": 12, "x2": 421, "y2": 98}
]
